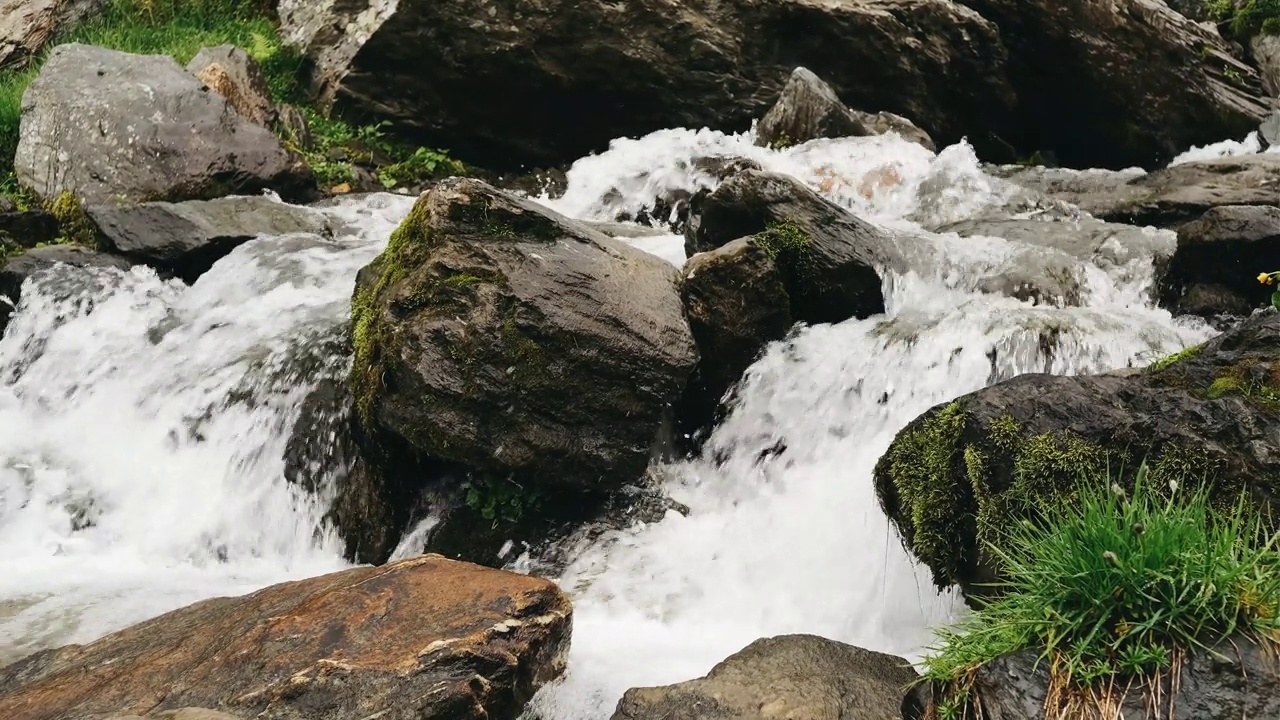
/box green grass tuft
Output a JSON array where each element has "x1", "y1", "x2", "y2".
[{"x1": 921, "y1": 464, "x2": 1280, "y2": 712}]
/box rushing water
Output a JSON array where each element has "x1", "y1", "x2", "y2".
[{"x1": 0, "y1": 128, "x2": 1224, "y2": 715}]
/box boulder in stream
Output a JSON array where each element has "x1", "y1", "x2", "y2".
[
  {"x1": 0, "y1": 554, "x2": 572, "y2": 720},
  {"x1": 0, "y1": 244, "x2": 131, "y2": 337},
  {"x1": 340, "y1": 177, "x2": 697, "y2": 563},
  {"x1": 87, "y1": 195, "x2": 334, "y2": 283},
  {"x1": 875, "y1": 310, "x2": 1280, "y2": 598},
  {"x1": 1159, "y1": 204, "x2": 1280, "y2": 319},
  {"x1": 16, "y1": 44, "x2": 316, "y2": 206},
  {"x1": 611, "y1": 634, "x2": 921, "y2": 720},
  {"x1": 755, "y1": 67, "x2": 934, "y2": 151}
]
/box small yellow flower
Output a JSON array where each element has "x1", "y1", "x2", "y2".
[{"x1": 1259, "y1": 273, "x2": 1270, "y2": 284}]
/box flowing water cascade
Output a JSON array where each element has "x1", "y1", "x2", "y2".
[{"x1": 0, "y1": 129, "x2": 1223, "y2": 716}]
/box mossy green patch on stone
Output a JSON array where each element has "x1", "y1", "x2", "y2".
[
  {"x1": 754, "y1": 221, "x2": 811, "y2": 262},
  {"x1": 879, "y1": 401, "x2": 972, "y2": 585},
  {"x1": 47, "y1": 190, "x2": 97, "y2": 248},
  {"x1": 1203, "y1": 358, "x2": 1280, "y2": 411},
  {"x1": 1148, "y1": 342, "x2": 1204, "y2": 374}
]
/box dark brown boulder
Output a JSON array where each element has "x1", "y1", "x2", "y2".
[
  {"x1": 874, "y1": 311, "x2": 1280, "y2": 598},
  {"x1": 1159, "y1": 204, "x2": 1280, "y2": 318},
  {"x1": 0, "y1": 555, "x2": 572, "y2": 720},
  {"x1": 276, "y1": 0, "x2": 1017, "y2": 168}
]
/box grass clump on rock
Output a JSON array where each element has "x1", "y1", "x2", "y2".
[{"x1": 921, "y1": 466, "x2": 1280, "y2": 718}]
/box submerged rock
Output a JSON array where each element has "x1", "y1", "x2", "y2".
[
  {"x1": 0, "y1": 245, "x2": 130, "y2": 337},
  {"x1": 875, "y1": 311, "x2": 1280, "y2": 598},
  {"x1": 909, "y1": 635, "x2": 1280, "y2": 720},
  {"x1": 87, "y1": 195, "x2": 334, "y2": 282},
  {"x1": 16, "y1": 44, "x2": 316, "y2": 206},
  {"x1": 0, "y1": 0, "x2": 102, "y2": 69},
  {"x1": 1159, "y1": 204, "x2": 1280, "y2": 319},
  {"x1": 611, "y1": 634, "x2": 920, "y2": 720},
  {"x1": 963, "y1": 0, "x2": 1267, "y2": 169},
  {"x1": 186, "y1": 44, "x2": 278, "y2": 128},
  {"x1": 342, "y1": 178, "x2": 696, "y2": 563},
  {"x1": 0, "y1": 555, "x2": 572, "y2": 720},
  {"x1": 755, "y1": 67, "x2": 934, "y2": 151},
  {"x1": 277, "y1": 0, "x2": 1017, "y2": 168}
]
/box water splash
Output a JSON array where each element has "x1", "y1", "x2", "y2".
[{"x1": 0, "y1": 127, "x2": 1216, "y2": 720}]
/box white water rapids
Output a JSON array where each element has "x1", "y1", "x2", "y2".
[{"x1": 0, "y1": 127, "x2": 1225, "y2": 716}]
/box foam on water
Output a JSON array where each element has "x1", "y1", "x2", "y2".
[{"x1": 0, "y1": 128, "x2": 1215, "y2": 718}]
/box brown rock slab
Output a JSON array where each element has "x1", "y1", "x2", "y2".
[{"x1": 0, "y1": 555, "x2": 572, "y2": 720}]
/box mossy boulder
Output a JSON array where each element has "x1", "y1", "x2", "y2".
[
  {"x1": 339, "y1": 177, "x2": 697, "y2": 563},
  {"x1": 685, "y1": 169, "x2": 896, "y2": 325},
  {"x1": 874, "y1": 311, "x2": 1280, "y2": 600}
]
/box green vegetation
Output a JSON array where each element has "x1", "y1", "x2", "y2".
[
  {"x1": 1203, "y1": 358, "x2": 1280, "y2": 410},
  {"x1": 921, "y1": 467, "x2": 1280, "y2": 718},
  {"x1": 1147, "y1": 342, "x2": 1204, "y2": 374},
  {"x1": 0, "y1": 0, "x2": 462, "y2": 198},
  {"x1": 462, "y1": 476, "x2": 545, "y2": 526},
  {"x1": 1206, "y1": 0, "x2": 1280, "y2": 36},
  {"x1": 754, "y1": 221, "x2": 812, "y2": 266}
]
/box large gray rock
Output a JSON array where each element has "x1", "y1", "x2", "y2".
[
  {"x1": 186, "y1": 45, "x2": 277, "y2": 127},
  {"x1": 277, "y1": 0, "x2": 1018, "y2": 168},
  {"x1": 87, "y1": 196, "x2": 333, "y2": 282},
  {"x1": 16, "y1": 44, "x2": 316, "y2": 206},
  {"x1": 685, "y1": 169, "x2": 895, "y2": 324},
  {"x1": 961, "y1": 0, "x2": 1267, "y2": 169},
  {"x1": 875, "y1": 311, "x2": 1280, "y2": 598},
  {"x1": 0, "y1": 0, "x2": 102, "y2": 69},
  {"x1": 676, "y1": 237, "x2": 794, "y2": 447},
  {"x1": 910, "y1": 635, "x2": 1280, "y2": 720},
  {"x1": 1159, "y1": 204, "x2": 1280, "y2": 318},
  {"x1": 0, "y1": 556, "x2": 571, "y2": 720},
  {"x1": 341, "y1": 177, "x2": 697, "y2": 563},
  {"x1": 0, "y1": 245, "x2": 130, "y2": 337},
  {"x1": 611, "y1": 634, "x2": 921, "y2": 720},
  {"x1": 754, "y1": 66, "x2": 934, "y2": 151}
]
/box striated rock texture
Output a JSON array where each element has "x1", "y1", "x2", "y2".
[
  {"x1": 186, "y1": 44, "x2": 278, "y2": 127},
  {"x1": 0, "y1": 555, "x2": 572, "y2": 720},
  {"x1": 611, "y1": 634, "x2": 920, "y2": 720},
  {"x1": 87, "y1": 195, "x2": 333, "y2": 283},
  {"x1": 962, "y1": 0, "x2": 1268, "y2": 169},
  {"x1": 875, "y1": 311, "x2": 1280, "y2": 598},
  {"x1": 341, "y1": 177, "x2": 696, "y2": 563},
  {"x1": 0, "y1": 0, "x2": 102, "y2": 69},
  {"x1": 16, "y1": 44, "x2": 316, "y2": 206},
  {"x1": 0, "y1": 245, "x2": 130, "y2": 337},
  {"x1": 755, "y1": 66, "x2": 934, "y2": 151},
  {"x1": 277, "y1": 0, "x2": 1018, "y2": 168}
]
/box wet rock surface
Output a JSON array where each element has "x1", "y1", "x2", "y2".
[
  {"x1": 875, "y1": 311, "x2": 1280, "y2": 597},
  {"x1": 16, "y1": 44, "x2": 316, "y2": 206},
  {"x1": 0, "y1": 245, "x2": 131, "y2": 337},
  {"x1": 0, "y1": 555, "x2": 572, "y2": 720},
  {"x1": 341, "y1": 177, "x2": 696, "y2": 563},
  {"x1": 87, "y1": 195, "x2": 334, "y2": 282},
  {"x1": 754, "y1": 66, "x2": 934, "y2": 151},
  {"x1": 1160, "y1": 204, "x2": 1280, "y2": 319},
  {"x1": 277, "y1": 0, "x2": 1017, "y2": 168},
  {"x1": 610, "y1": 634, "x2": 920, "y2": 720}
]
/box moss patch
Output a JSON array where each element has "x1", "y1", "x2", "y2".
[
  {"x1": 448, "y1": 197, "x2": 563, "y2": 243},
  {"x1": 1202, "y1": 357, "x2": 1280, "y2": 411},
  {"x1": 1147, "y1": 342, "x2": 1204, "y2": 374},
  {"x1": 47, "y1": 190, "x2": 96, "y2": 247},
  {"x1": 754, "y1": 221, "x2": 811, "y2": 262}
]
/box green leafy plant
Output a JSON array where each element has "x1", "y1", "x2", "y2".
[
  {"x1": 462, "y1": 477, "x2": 544, "y2": 527},
  {"x1": 921, "y1": 465, "x2": 1280, "y2": 716},
  {"x1": 1258, "y1": 271, "x2": 1280, "y2": 311}
]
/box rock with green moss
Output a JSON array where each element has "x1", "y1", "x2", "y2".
[
  {"x1": 875, "y1": 311, "x2": 1280, "y2": 600},
  {"x1": 685, "y1": 169, "x2": 896, "y2": 324},
  {"x1": 340, "y1": 177, "x2": 697, "y2": 563}
]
